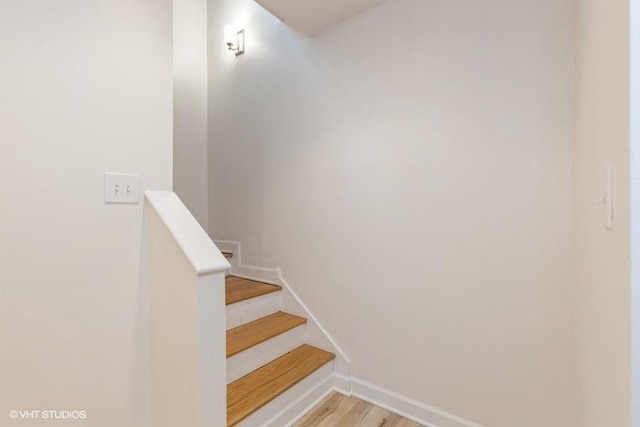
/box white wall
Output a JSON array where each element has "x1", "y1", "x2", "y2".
[
  {"x1": 0, "y1": 1, "x2": 173, "y2": 426},
  {"x1": 174, "y1": 0, "x2": 209, "y2": 230},
  {"x1": 632, "y1": 0, "x2": 640, "y2": 424},
  {"x1": 208, "y1": 0, "x2": 575, "y2": 425},
  {"x1": 574, "y1": 0, "x2": 632, "y2": 426}
]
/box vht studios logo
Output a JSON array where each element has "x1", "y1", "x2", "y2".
[{"x1": 9, "y1": 410, "x2": 87, "y2": 421}]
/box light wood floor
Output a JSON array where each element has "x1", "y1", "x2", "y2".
[{"x1": 294, "y1": 392, "x2": 423, "y2": 427}]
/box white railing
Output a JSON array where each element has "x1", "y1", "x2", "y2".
[{"x1": 145, "y1": 191, "x2": 230, "y2": 427}]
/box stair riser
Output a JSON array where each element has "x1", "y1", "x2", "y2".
[
  {"x1": 227, "y1": 324, "x2": 306, "y2": 384},
  {"x1": 226, "y1": 292, "x2": 281, "y2": 330},
  {"x1": 234, "y1": 361, "x2": 334, "y2": 427}
]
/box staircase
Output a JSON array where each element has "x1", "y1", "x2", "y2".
[
  {"x1": 147, "y1": 194, "x2": 344, "y2": 427},
  {"x1": 224, "y1": 270, "x2": 336, "y2": 426}
]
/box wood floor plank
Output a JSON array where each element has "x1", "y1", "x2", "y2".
[
  {"x1": 227, "y1": 345, "x2": 335, "y2": 426},
  {"x1": 314, "y1": 396, "x2": 363, "y2": 427},
  {"x1": 225, "y1": 275, "x2": 281, "y2": 305},
  {"x1": 293, "y1": 393, "x2": 424, "y2": 427},
  {"x1": 226, "y1": 311, "x2": 307, "y2": 357},
  {"x1": 358, "y1": 405, "x2": 403, "y2": 426},
  {"x1": 331, "y1": 398, "x2": 372, "y2": 426},
  {"x1": 294, "y1": 393, "x2": 347, "y2": 426}
]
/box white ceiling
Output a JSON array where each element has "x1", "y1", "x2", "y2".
[{"x1": 254, "y1": 0, "x2": 389, "y2": 36}]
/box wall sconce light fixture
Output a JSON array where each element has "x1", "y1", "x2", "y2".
[{"x1": 224, "y1": 25, "x2": 245, "y2": 56}]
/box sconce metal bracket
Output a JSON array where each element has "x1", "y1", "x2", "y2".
[{"x1": 235, "y1": 29, "x2": 245, "y2": 56}]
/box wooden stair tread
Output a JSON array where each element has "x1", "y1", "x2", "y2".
[
  {"x1": 227, "y1": 344, "x2": 335, "y2": 426},
  {"x1": 225, "y1": 275, "x2": 282, "y2": 305},
  {"x1": 227, "y1": 312, "x2": 307, "y2": 357},
  {"x1": 222, "y1": 251, "x2": 233, "y2": 259}
]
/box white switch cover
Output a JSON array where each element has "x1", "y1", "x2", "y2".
[{"x1": 105, "y1": 172, "x2": 140, "y2": 204}]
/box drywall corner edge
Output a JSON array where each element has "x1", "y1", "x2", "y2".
[{"x1": 630, "y1": 0, "x2": 640, "y2": 424}]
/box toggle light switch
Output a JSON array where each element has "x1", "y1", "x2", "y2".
[{"x1": 104, "y1": 172, "x2": 140, "y2": 204}]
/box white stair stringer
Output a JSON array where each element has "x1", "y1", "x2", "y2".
[
  {"x1": 215, "y1": 239, "x2": 352, "y2": 390},
  {"x1": 235, "y1": 361, "x2": 335, "y2": 427},
  {"x1": 217, "y1": 239, "x2": 481, "y2": 427},
  {"x1": 227, "y1": 324, "x2": 306, "y2": 384},
  {"x1": 226, "y1": 291, "x2": 282, "y2": 331},
  {"x1": 278, "y1": 272, "x2": 352, "y2": 387}
]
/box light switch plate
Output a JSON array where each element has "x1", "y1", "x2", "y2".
[{"x1": 105, "y1": 172, "x2": 140, "y2": 204}]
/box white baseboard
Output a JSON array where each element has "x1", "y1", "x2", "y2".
[
  {"x1": 349, "y1": 376, "x2": 483, "y2": 427},
  {"x1": 332, "y1": 373, "x2": 351, "y2": 396},
  {"x1": 213, "y1": 240, "x2": 279, "y2": 284},
  {"x1": 278, "y1": 374, "x2": 353, "y2": 427},
  {"x1": 281, "y1": 373, "x2": 483, "y2": 427},
  {"x1": 214, "y1": 239, "x2": 481, "y2": 427},
  {"x1": 282, "y1": 385, "x2": 337, "y2": 427},
  {"x1": 212, "y1": 239, "x2": 239, "y2": 254},
  {"x1": 272, "y1": 371, "x2": 337, "y2": 427}
]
